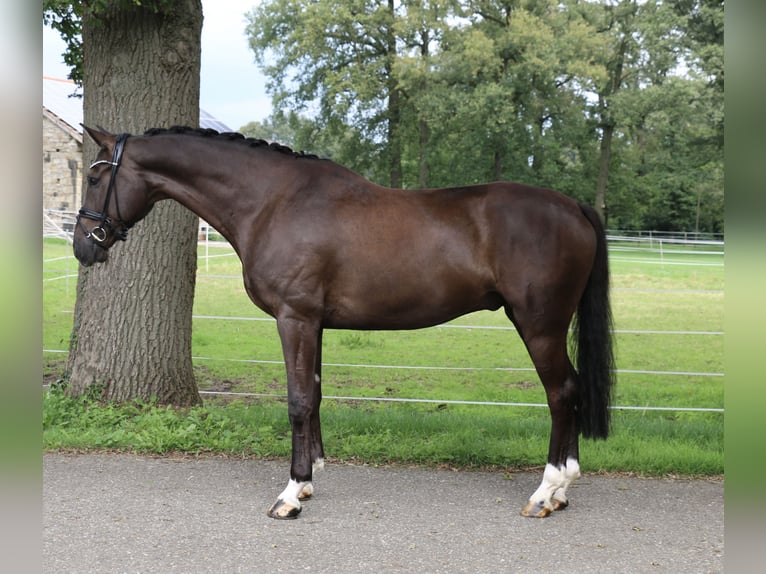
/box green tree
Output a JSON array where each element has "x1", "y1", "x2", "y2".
[
  {"x1": 394, "y1": 0, "x2": 458, "y2": 187},
  {"x1": 247, "y1": 0, "x2": 406, "y2": 186},
  {"x1": 247, "y1": 0, "x2": 467, "y2": 188},
  {"x1": 43, "y1": 1, "x2": 85, "y2": 85},
  {"x1": 583, "y1": 0, "x2": 642, "y2": 222},
  {"x1": 244, "y1": 0, "x2": 723, "y2": 231},
  {"x1": 671, "y1": 0, "x2": 723, "y2": 139},
  {"x1": 583, "y1": 0, "x2": 723, "y2": 231},
  {"x1": 670, "y1": 0, "x2": 724, "y2": 232},
  {"x1": 616, "y1": 77, "x2": 723, "y2": 233},
  {"x1": 240, "y1": 112, "x2": 303, "y2": 146},
  {"x1": 412, "y1": 0, "x2": 605, "y2": 190},
  {"x1": 44, "y1": 0, "x2": 203, "y2": 405},
  {"x1": 241, "y1": 110, "x2": 381, "y2": 176}
]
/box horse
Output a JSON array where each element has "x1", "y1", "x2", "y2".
[{"x1": 74, "y1": 125, "x2": 615, "y2": 520}]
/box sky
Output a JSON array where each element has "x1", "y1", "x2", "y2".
[{"x1": 42, "y1": 0, "x2": 272, "y2": 131}]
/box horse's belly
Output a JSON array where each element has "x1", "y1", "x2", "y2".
[{"x1": 323, "y1": 277, "x2": 502, "y2": 330}]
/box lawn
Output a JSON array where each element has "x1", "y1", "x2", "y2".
[{"x1": 43, "y1": 237, "x2": 724, "y2": 475}]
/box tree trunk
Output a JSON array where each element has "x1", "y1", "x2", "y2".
[
  {"x1": 493, "y1": 148, "x2": 503, "y2": 181},
  {"x1": 595, "y1": 118, "x2": 614, "y2": 225},
  {"x1": 387, "y1": 83, "x2": 403, "y2": 188},
  {"x1": 386, "y1": 0, "x2": 402, "y2": 188},
  {"x1": 418, "y1": 118, "x2": 430, "y2": 188},
  {"x1": 67, "y1": 1, "x2": 203, "y2": 405},
  {"x1": 417, "y1": 28, "x2": 430, "y2": 189},
  {"x1": 593, "y1": 20, "x2": 629, "y2": 224}
]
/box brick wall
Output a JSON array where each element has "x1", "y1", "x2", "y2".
[{"x1": 43, "y1": 112, "x2": 82, "y2": 211}]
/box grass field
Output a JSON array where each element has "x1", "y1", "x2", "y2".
[{"x1": 43, "y1": 237, "x2": 724, "y2": 475}]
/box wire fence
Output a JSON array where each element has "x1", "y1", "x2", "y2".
[
  {"x1": 43, "y1": 209, "x2": 76, "y2": 243},
  {"x1": 43, "y1": 210, "x2": 724, "y2": 413}
]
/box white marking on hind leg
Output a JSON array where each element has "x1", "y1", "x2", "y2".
[
  {"x1": 296, "y1": 458, "x2": 325, "y2": 500},
  {"x1": 528, "y1": 458, "x2": 580, "y2": 511},
  {"x1": 552, "y1": 458, "x2": 580, "y2": 507},
  {"x1": 299, "y1": 482, "x2": 314, "y2": 500}
]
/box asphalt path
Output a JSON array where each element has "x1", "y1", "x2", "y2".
[{"x1": 43, "y1": 453, "x2": 723, "y2": 573}]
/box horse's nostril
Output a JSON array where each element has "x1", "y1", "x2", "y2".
[{"x1": 73, "y1": 237, "x2": 109, "y2": 266}]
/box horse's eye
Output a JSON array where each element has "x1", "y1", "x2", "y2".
[{"x1": 87, "y1": 176, "x2": 99, "y2": 186}]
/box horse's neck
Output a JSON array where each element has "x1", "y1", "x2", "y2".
[{"x1": 141, "y1": 137, "x2": 274, "y2": 249}]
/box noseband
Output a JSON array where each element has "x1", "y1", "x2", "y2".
[{"x1": 77, "y1": 133, "x2": 133, "y2": 244}]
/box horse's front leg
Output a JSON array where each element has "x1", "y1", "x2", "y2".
[
  {"x1": 299, "y1": 328, "x2": 325, "y2": 502},
  {"x1": 267, "y1": 316, "x2": 323, "y2": 520}
]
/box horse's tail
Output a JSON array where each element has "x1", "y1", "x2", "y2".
[{"x1": 573, "y1": 204, "x2": 615, "y2": 439}]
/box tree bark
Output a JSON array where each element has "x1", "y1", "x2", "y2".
[
  {"x1": 386, "y1": 0, "x2": 402, "y2": 188},
  {"x1": 418, "y1": 118, "x2": 430, "y2": 188},
  {"x1": 493, "y1": 148, "x2": 503, "y2": 181},
  {"x1": 417, "y1": 28, "x2": 431, "y2": 189},
  {"x1": 67, "y1": 0, "x2": 203, "y2": 405},
  {"x1": 387, "y1": 82, "x2": 403, "y2": 188},
  {"x1": 595, "y1": 118, "x2": 614, "y2": 225},
  {"x1": 593, "y1": 10, "x2": 631, "y2": 224}
]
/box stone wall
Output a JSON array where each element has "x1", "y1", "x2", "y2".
[{"x1": 43, "y1": 111, "x2": 82, "y2": 212}]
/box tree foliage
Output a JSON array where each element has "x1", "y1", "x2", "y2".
[
  {"x1": 43, "y1": 0, "x2": 180, "y2": 86},
  {"x1": 246, "y1": 0, "x2": 723, "y2": 232},
  {"x1": 48, "y1": 1, "x2": 723, "y2": 232}
]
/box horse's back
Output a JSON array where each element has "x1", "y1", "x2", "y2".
[{"x1": 280, "y1": 179, "x2": 595, "y2": 329}]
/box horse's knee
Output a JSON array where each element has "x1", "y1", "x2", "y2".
[
  {"x1": 545, "y1": 374, "x2": 579, "y2": 412},
  {"x1": 287, "y1": 397, "x2": 314, "y2": 424}
]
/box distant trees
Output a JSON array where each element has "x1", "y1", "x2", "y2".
[{"x1": 246, "y1": 0, "x2": 723, "y2": 232}]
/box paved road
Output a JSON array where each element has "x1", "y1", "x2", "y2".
[{"x1": 43, "y1": 453, "x2": 723, "y2": 573}]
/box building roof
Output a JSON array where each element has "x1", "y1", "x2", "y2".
[{"x1": 42, "y1": 76, "x2": 232, "y2": 136}]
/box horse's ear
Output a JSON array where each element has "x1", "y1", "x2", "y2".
[{"x1": 82, "y1": 125, "x2": 115, "y2": 148}]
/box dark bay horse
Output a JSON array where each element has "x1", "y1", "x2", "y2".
[{"x1": 74, "y1": 126, "x2": 614, "y2": 519}]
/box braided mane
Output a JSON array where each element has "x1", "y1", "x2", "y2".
[{"x1": 143, "y1": 126, "x2": 321, "y2": 159}]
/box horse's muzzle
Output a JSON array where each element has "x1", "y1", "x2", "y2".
[{"x1": 73, "y1": 235, "x2": 109, "y2": 267}]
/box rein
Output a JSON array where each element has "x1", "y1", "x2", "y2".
[{"x1": 77, "y1": 133, "x2": 132, "y2": 244}]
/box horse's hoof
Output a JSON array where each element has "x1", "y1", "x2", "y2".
[
  {"x1": 552, "y1": 498, "x2": 569, "y2": 512},
  {"x1": 520, "y1": 500, "x2": 552, "y2": 518},
  {"x1": 298, "y1": 483, "x2": 313, "y2": 501},
  {"x1": 267, "y1": 499, "x2": 301, "y2": 520}
]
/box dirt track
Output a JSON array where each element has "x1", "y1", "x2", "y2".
[{"x1": 43, "y1": 453, "x2": 723, "y2": 573}]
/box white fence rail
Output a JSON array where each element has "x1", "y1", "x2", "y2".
[
  {"x1": 605, "y1": 233, "x2": 723, "y2": 277},
  {"x1": 43, "y1": 210, "x2": 724, "y2": 413},
  {"x1": 43, "y1": 210, "x2": 77, "y2": 243}
]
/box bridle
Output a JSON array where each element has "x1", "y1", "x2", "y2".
[{"x1": 77, "y1": 133, "x2": 133, "y2": 244}]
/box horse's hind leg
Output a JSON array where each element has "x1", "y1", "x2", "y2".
[{"x1": 512, "y1": 316, "x2": 582, "y2": 518}]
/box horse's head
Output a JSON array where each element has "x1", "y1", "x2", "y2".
[{"x1": 73, "y1": 127, "x2": 153, "y2": 266}]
